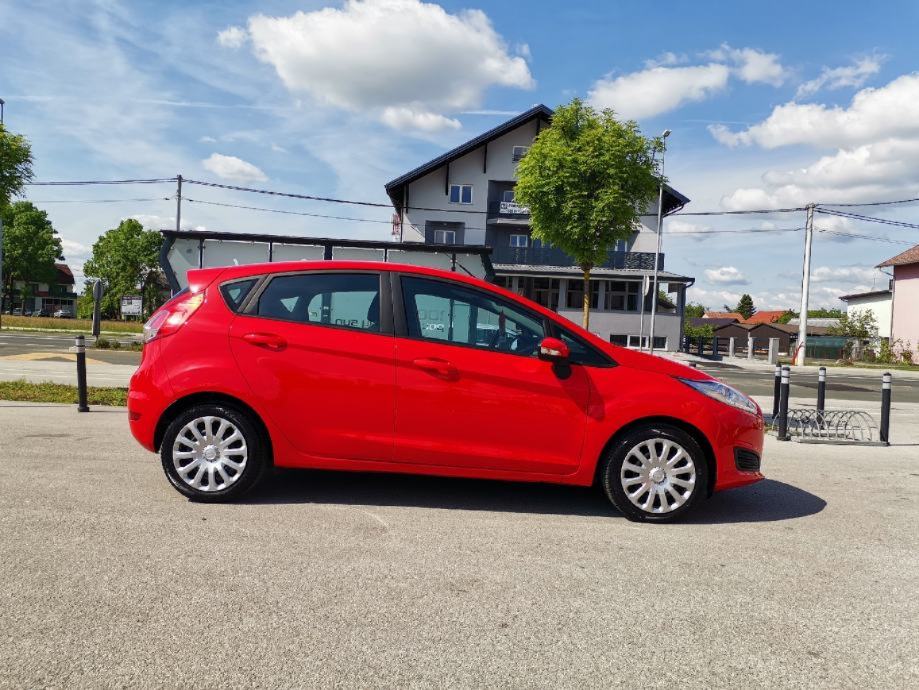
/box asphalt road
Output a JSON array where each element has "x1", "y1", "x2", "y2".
[
  {"x1": 1, "y1": 402, "x2": 916, "y2": 687},
  {"x1": 697, "y1": 360, "x2": 919, "y2": 404},
  {"x1": 0, "y1": 330, "x2": 141, "y2": 366}
]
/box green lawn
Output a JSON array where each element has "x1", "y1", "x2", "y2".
[
  {"x1": 0, "y1": 380, "x2": 128, "y2": 406},
  {"x1": 0, "y1": 315, "x2": 143, "y2": 333}
]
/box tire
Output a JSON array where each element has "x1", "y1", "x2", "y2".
[
  {"x1": 599, "y1": 423, "x2": 708, "y2": 523},
  {"x1": 160, "y1": 403, "x2": 267, "y2": 502}
]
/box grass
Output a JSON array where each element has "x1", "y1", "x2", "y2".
[
  {"x1": 777, "y1": 357, "x2": 919, "y2": 371},
  {"x1": 0, "y1": 315, "x2": 143, "y2": 333},
  {"x1": 0, "y1": 380, "x2": 128, "y2": 406},
  {"x1": 94, "y1": 337, "x2": 143, "y2": 351}
]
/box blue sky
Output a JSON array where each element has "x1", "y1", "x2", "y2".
[{"x1": 2, "y1": 0, "x2": 919, "y2": 309}]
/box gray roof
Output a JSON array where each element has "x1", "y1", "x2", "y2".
[{"x1": 493, "y1": 263, "x2": 693, "y2": 283}]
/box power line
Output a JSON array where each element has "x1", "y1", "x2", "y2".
[
  {"x1": 668, "y1": 206, "x2": 806, "y2": 217},
  {"x1": 817, "y1": 195, "x2": 919, "y2": 208},
  {"x1": 183, "y1": 178, "x2": 394, "y2": 209},
  {"x1": 28, "y1": 197, "x2": 171, "y2": 203},
  {"x1": 26, "y1": 178, "x2": 176, "y2": 186},
  {"x1": 814, "y1": 227, "x2": 916, "y2": 244},
  {"x1": 816, "y1": 207, "x2": 919, "y2": 230},
  {"x1": 666, "y1": 226, "x2": 803, "y2": 235},
  {"x1": 184, "y1": 198, "x2": 393, "y2": 225}
]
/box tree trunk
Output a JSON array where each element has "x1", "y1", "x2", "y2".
[{"x1": 581, "y1": 265, "x2": 592, "y2": 330}]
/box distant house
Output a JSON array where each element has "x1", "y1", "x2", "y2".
[
  {"x1": 714, "y1": 322, "x2": 795, "y2": 354},
  {"x1": 6, "y1": 263, "x2": 77, "y2": 316},
  {"x1": 385, "y1": 104, "x2": 695, "y2": 350},
  {"x1": 839, "y1": 287, "x2": 892, "y2": 340},
  {"x1": 690, "y1": 317, "x2": 737, "y2": 329},
  {"x1": 702, "y1": 311, "x2": 743, "y2": 322},
  {"x1": 877, "y1": 244, "x2": 919, "y2": 354},
  {"x1": 743, "y1": 310, "x2": 787, "y2": 325}
]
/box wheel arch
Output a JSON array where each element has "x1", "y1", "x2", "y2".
[
  {"x1": 594, "y1": 416, "x2": 717, "y2": 496},
  {"x1": 153, "y1": 391, "x2": 274, "y2": 464}
]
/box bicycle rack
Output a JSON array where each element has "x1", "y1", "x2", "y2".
[{"x1": 781, "y1": 408, "x2": 881, "y2": 444}]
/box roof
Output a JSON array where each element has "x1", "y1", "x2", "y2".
[
  {"x1": 877, "y1": 243, "x2": 919, "y2": 267},
  {"x1": 743, "y1": 310, "x2": 787, "y2": 324},
  {"x1": 54, "y1": 263, "x2": 74, "y2": 285},
  {"x1": 786, "y1": 317, "x2": 840, "y2": 328},
  {"x1": 772, "y1": 323, "x2": 832, "y2": 336},
  {"x1": 838, "y1": 288, "x2": 892, "y2": 301},
  {"x1": 384, "y1": 104, "x2": 690, "y2": 215},
  {"x1": 492, "y1": 264, "x2": 694, "y2": 283},
  {"x1": 703, "y1": 311, "x2": 743, "y2": 321},
  {"x1": 690, "y1": 317, "x2": 736, "y2": 328}
]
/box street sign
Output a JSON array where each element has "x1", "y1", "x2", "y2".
[{"x1": 121, "y1": 295, "x2": 142, "y2": 317}]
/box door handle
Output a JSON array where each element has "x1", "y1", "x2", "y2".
[
  {"x1": 242, "y1": 332, "x2": 286, "y2": 351},
  {"x1": 412, "y1": 357, "x2": 457, "y2": 377}
]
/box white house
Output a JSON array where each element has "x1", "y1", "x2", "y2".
[
  {"x1": 385, "y1": 105, "x2": 694, "y2": 350},
  {"x1": 839, "y1": 287, "x2": 893, "y2": 340}
]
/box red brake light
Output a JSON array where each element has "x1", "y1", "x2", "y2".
[{"x1": 143, "y1": 292, "x2": 205, "y2": 343}]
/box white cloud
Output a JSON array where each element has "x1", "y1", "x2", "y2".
[
  {"x1": 644, "y1": 51, "x2": 686, "y2": 69},
  {"x1": 705, "y1": 266, "x2": 749, "y2": 285},
  {"x1": 217, "y1": 26, "x2": 247, "y2": 49},
  {"x1": 380, "y1": 107, "x2": 461, "y2": 133},
  {"x1": 810, "y1": 265, "x2": 880, "y2": 284},
  {"x1": 60, "y1": 238, "x2": 91, "y2": 258},
  {"x1": 796, "y1": 56, "x2": 884, "y2": 98},
  {"x1": 243, "y1": 0, "x2": 533, "y2": 131},
  {"x1": 589, "y1": 64, "x2": 730, "y2": 119},
  {"x1": 666, "y1": 219, "x2": 711, "y2": 241},
  {"x1": 706, "y1": 44, "x2": 786, "y2": 86},
  {"x1": 199, "y1": 135, "x2": 217, "y2": 143},
  {"x1": 710, "y1": 73, "x2": 919, "y2": 149},
  {"x1": 201, "y1": 153, "x2": 268, "y2": 182}
]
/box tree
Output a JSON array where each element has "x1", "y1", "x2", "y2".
[
  {"x1": 829, "y1": 309, "x2": 878, "y2": 339},
  {"x1": 0, "y1": 124, "x2": 34, "y2": 206},
  {"x1": 734, "y1": 294, "x2": 756, "y2": 320},
  {"x1": 684, "y1": 302, "x2": 707, "y2": 319},
  {"x1": 1, "y1": 202, "x2": 64, "y2": 309},
  {"x1": 514, "y1": 99, "x2": 662, "y2": 328},
  {"x1": 83, "y1": 219, "x2": 164, "y2": 319}
]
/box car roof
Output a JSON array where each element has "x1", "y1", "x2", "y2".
[{"x1": 206, "y1": 260, "x2": 484, "y2": 285}]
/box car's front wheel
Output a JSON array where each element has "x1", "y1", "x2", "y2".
[
  {"x1": 160, "y1": 404, "x2": 267, "y2": 502},
  {"x1": 599, "y1": 424, "x2": 708, "y2": 523}
]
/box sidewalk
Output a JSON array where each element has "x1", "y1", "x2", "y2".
[{"x1": 0, "y1": 359, "x2": 135, "y2": 387}]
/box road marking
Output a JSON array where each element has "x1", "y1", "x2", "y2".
[{"x1": 0, "y1": 352, "x2": 107, "y2": 365}]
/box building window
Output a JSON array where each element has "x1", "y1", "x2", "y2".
[
  {"x1": 449, "y1": 184, "x2": 473, "y2": 204},
  {"x1": 625, "y1": 335, "x2": 667, "y2": 349},
  {"x1": 433, "y1": 229, "x2": 456, "y2": 245},
  {"x1": 614, "y1": 239, "x2": 628, "y2": 252},
  {"x1": 532, "y1": 278, "x2": 559, "y2": 309},
  {"x1": 609, "y1": 334, "x2": 629, "y2": 346},
  {"x1": 502, "y1": 190, "x2": 515, "y2": 203},
  {"x1": 512, "y1": 146, "x2": 529, "y2": 162},
  {"x1": 509, "y1": 234, "x2": 529, "y2": 248},
  {"x1": 604, "y1": 281, "x2": 641, "y2": 311},
  {"x1": 565, "y1": 279, "x2": 599, "y2": 309}
]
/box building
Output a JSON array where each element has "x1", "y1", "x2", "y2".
[
  {"x1": 743, "y1": 310, "x2": 787, "y2": 325},
  {"x1": 6, "y1": 263, "x2": 77, "y2": 315},
  {"x1": 878, "y1": 243, "x2": 919, "y2": 355},
  {"x1": 839, "y1": 287, "x2": 893, "y2": 340},
  {"x1": 385, "y1": 105, "x2": 695, "y2": 350},
  {"x1": 713, "y1": 322, "x2": 795, "y2": 354}
]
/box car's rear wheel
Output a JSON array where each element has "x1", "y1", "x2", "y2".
[
  {"x1": 599, "y1": 424, "x2": 708, "y2": 523},
  {"x1": 160, "y1": 404, "x2": 267, "y2": 502}
]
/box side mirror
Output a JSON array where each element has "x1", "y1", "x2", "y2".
[{"x1": 538, "y1": 336, "x2": 570, "y2": 363}]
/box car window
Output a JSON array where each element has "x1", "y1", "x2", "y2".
[
  {"x1": 256, "y1": 273, "x2": 380, "y2": 332},
  {"x1": 220, "y1": 279, "x2": 257, "y2": 312},
  {"x1": 557, "y1": 327, "x2": 614, "y2": 367},
  {"x1": 401, "y1": 276, "x2": 544, "y2": 356}
]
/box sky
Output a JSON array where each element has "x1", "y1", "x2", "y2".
[{"x1": 2, "y1": 0, "x2": 919, "y2": 310}]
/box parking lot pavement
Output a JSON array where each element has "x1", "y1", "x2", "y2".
[
  {"x1": 0, "y1": 359, "x2": 136, "y2": 386},
  {"x1": 1, "y1": 403, "x2": 917, "y2": 688}
]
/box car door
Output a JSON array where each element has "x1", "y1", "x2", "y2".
[
  {"x1": 228, "y1": 270, "x2": 395, "y2": 463},
  {"x1": 392, "y1": 273, "x2": 592, "y2": 476}
]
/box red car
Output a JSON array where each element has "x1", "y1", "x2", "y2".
[{"x1": 128, "y1": 262, "x2": 763, "y2": 522}]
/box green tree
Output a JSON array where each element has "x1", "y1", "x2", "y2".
[
  {"x1": 0, "y1": 124, "x2": 34, "y2": 206},
  {"x1": 514, "y1": 99, "x2": 662, "y2": 328},
  {"x1": 83, "y1": 219, "x2": 164, "y2": 319},
  {"x1": 1, "y1": 202, "x2": 64, "y2": 309},
  {"x1": 829, "y1": 309, "x2": 878, "y2": 339},
  {"x1": 684, "y1": 302, "x2": 707, "y2": 319},
  {"x1": 735, "y1": 294, "x2": 756, "y2": 320}
]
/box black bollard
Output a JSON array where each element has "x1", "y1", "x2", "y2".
[
  {"x1": 772, "y1": 364, "x2": 781, "y2": 418},
  {"x1": 777, "y1": 365, "x2": 790, "y2": 441},
  {"x1": 880, "y1": 372, "x2": 891, "y2": 445},
  {"x1": 697, "y1": 336, "x2": 704, "y2": 355},
  {"x1": 817, "y1": 366, "x2": 826, "y2": 415},
  {"x1": 75, "y1": 335, "x2": 89, "y2": 413}
]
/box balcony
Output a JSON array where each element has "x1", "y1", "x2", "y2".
[{"x1": 491, "y1": 245, "x2": 663, "y2": 270}]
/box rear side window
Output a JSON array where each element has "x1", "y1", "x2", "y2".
[
  {"x1": 256, "y1": 273, "x2": 380, "y2": 333},
  {"x1": 220, "y1": 279, "x2": 257, "y2": 313}
]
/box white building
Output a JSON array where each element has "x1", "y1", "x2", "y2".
[
  {"x1": 385, "y1": 105, "x2": 694, "y2": 350},
  {"x1": 839, "y1": 288, "x2": 893, "y2": 340}
]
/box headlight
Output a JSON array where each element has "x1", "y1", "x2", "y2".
[{"x1": 677, "y1": 378, "x2": 759, "y2": 415}]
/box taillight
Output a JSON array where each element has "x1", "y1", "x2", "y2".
[{"x1": 143, "y1": 292, "x2": 205, "y2": 343}]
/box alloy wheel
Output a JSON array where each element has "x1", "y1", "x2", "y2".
[
  {"x1": 171, "y1": 415, "x2": 248, "y2": 493},
  {"x1": 620, "y1": 438, "x2": 697, "y2": 515}
]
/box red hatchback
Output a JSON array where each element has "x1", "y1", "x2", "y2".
[{"x1": 128, "y1": 262, "x2": 764, "y2": 522}]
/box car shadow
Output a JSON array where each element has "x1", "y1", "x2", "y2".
[{"x1": 244, "y1": 470, "x2": 825, "y2": 524}]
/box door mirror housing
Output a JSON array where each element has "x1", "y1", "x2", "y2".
[{"x1": 538, "y1": 337, "x2": 570, "y2": 363}]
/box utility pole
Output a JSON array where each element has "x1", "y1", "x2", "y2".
[
  {"x1": 175, "y1": 174, "x2": 183, "y2": 232},
  {"x1": 0, "y1": 98, "x2": 6, "y2": 329},
  {"x1": 794, "y1": 203, "x2": 816, "y2": 366},
  {"x1": 648, "y1": 129, "x2": 671, "y2": 355}
]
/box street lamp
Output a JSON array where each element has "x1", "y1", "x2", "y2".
[
  {"x1": 647, "y1": 129, "x2": 671, "y2": 355},
  {"x1": 0, "y1": 98, "x2": 5, "y2": 124}
]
